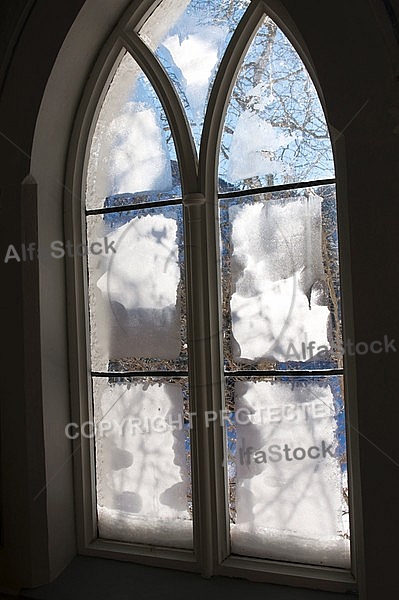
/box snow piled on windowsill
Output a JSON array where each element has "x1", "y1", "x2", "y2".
[
  {"x1": 231, "y1": 525, "x2": 350, "y2": 569},
  {"x1": 98, "y1": 506, "x2": 193, "y2": 549}
]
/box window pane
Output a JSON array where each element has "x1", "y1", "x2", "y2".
[
  {"x1": 94, "y1": 376, "x2": 192, "y2": 548},
  {"x1": 87, "y1": 205, "x2": 187, "y2": 372},
  {"x1": 138, "y1": 0, "x2": 250, "y2": 152},
  {"x1": 86, "y1": 52, "x2": 181, "y2": 210},
  {"x1": 225, "y1": 375, "x2": 349, "y2": 568},
  {"x1": 220, "y1": 185, "x2": 342, "y2": 371},
  {"x1": 219, "y1": 16, "x2": 334, "y2": 192}
]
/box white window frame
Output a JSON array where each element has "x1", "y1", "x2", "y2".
[{"x1": 64, "y1": 0, "x2": 362, "y2": 593}]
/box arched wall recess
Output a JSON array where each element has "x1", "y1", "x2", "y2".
[{"x1": 25, "y1": 0, "x2": 369, "y2": 594}]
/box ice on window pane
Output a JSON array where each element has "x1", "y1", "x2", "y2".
[
  {"x1": 226, "y1": 376, "x2": 350, "y2": 568},
  {"x1": 86, "y1": 53, "x2": 181, "y2": 210},
  {"x1": 94, "y1": 377, "x2": 192, "y2": 548},
  {"x1": 219, "y1": 16, "x2": 334, "y2": 191},
  {"x1": 87, "y1": 205, "x2": 187, "y2": 372},
  {"x1": 139, "y1": 0, "x2": 250, "y2": 151},
  {"x1": 220, "y1": 186, "x2": 342, "y2": 370}
]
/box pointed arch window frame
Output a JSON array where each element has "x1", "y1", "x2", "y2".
[{"x1": 64, "y1": 0, "x2": 359, "y2": 592}]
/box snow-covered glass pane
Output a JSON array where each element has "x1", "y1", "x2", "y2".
[
  {"x1": 225, "y1": 375, "x2": 349, "y2": 568},
  {"x1": 219, "y1": 16, "x2": 334, "y2": 192},
  {"x1": 86, "y1": 52, "x2": 181, "y2": 211},
  {"x1": 139, "y1": 0, "x2": 250, "y2": 152},
  {"x1": 87, "y1": 204, "x2": 187, "y2": 372},
  {"x1": 220, "y1": 185, "x2": 342, "y2": 371},
  {"x1": 94, "y1": 376, "x2": 192, "y2": 548}
]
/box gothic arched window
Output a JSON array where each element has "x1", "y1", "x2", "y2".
[{"x1": 79, "y1": 0, "x2": 352, "y2": 586}]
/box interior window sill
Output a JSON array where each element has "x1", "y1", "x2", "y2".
[{"x1": 19, "y1": 556, "x2": 357, "y2": 600}]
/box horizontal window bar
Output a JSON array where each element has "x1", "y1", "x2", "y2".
[
  {"x1": 225, "y1": 369, "x2": 343, "y2": 377},
  {"x1": 85, "y1": 180, "x2": 336, "y2": 215},
  {"x1": 92, "y1": 369, "x2": 343, "y2": 378},
  {"x1": 86, "y1": 197, "x2": 183, "y2": 216},
  {"x1": 218, "y1": 178, "x2": 336, "y2": 199},
  {"x1": 91, "y1": 370, "x2": 188, "y2": 378}
]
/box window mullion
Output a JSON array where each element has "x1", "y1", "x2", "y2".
[
  {"x1": 203, "y1": 193, "x2": 231, "y2": 567},
  {"x1": 195, "y1": 1, "x2": 268, "y2": 572},
  {"x1": 183, "y1": 193, "x2": 226, "y2": 576}
]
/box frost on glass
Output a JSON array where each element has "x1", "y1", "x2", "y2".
[
  {"x1": 225, "y1": 376, "x2": 349, "y2": 568},
  {"x1": 87, "y1": 205, "x2": 187, "y2": 372},
  {"x1": 86, "y1": 53, "x2": 181, "y2": 211},
  {"x1": 139, "y1": 0, "x2": 250, "y2": 151},
  {"x1": 220, "y1": 185, "x2": 342, "y2": 371},
  {"x1": 219, "y1": 15, "x2": 334, "y2": 192},
  {"x1": 94, "y1": 377, "x2": 192, "y2": 548}
]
